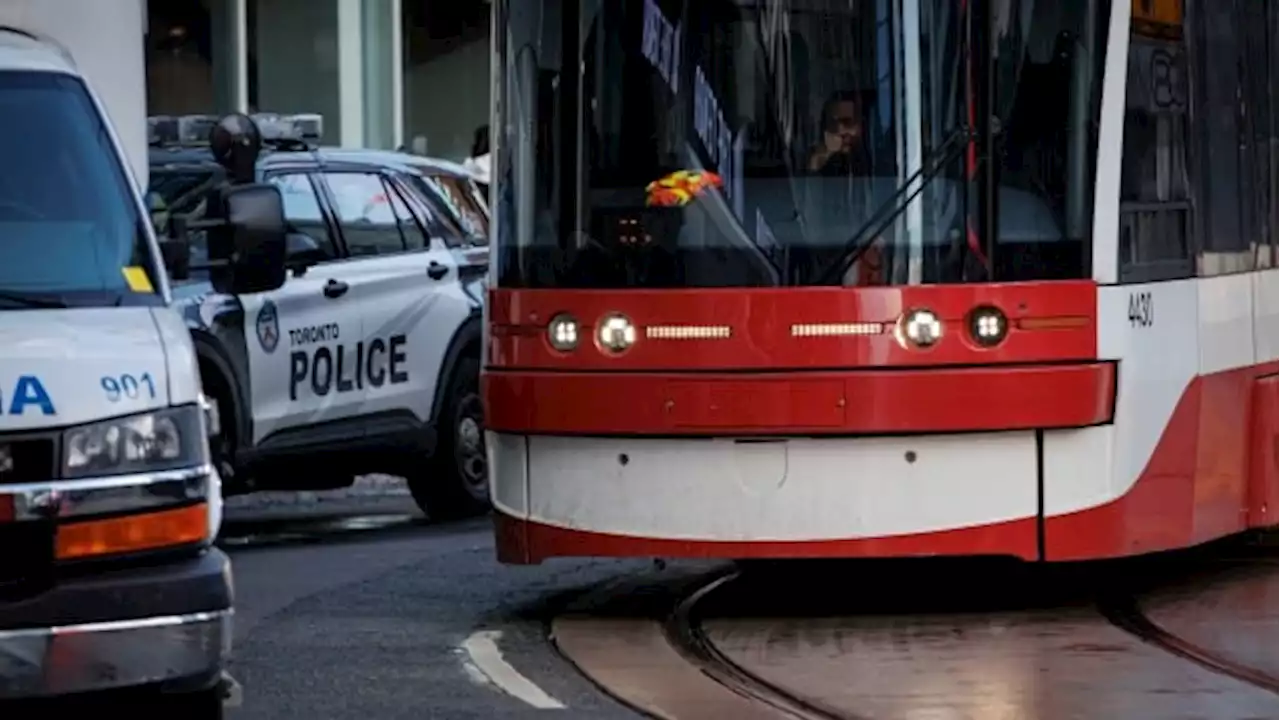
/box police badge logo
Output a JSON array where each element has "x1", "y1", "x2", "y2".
[{"x1": 256, "y1": 300, "x2": 280, "y2": 354}]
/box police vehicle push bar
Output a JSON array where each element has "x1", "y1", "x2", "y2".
[{"x1": 147, "y1": 113, "x2": 324, "y2": 147}]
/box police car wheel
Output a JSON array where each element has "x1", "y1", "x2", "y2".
[
  {"x1": 205, "y1": 388, "x2": 243, "y2": 494},
  {"x1": 452, "y1": 393, "x2": 488, "y2": 502},
  {"x1": 407, "y1": 357, "x2": 488, "y2": 519}
]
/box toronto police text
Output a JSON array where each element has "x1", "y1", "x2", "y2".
[{"x1": 290, "y1": 334, "x2": 409, "y2": 400}]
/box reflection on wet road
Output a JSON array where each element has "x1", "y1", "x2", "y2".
[
  {"x1": 556, "y1": 533, "x2": 1279, "y2": 720},
  {"x1": 218, "y1": 512, "x2": 424, "y2": 549}
]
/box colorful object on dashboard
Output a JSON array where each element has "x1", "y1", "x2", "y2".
[{"x1": 645, "y1": 170, "x2": 723, "y2": 207}]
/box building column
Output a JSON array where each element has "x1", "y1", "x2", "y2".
[
  {"x1": 361, "y1": 0, "x2": 404, "y2": 150},
  {"x1": 211, "y1": 0, "x2": 248, "y2": 113},
  {"x1": 337, "y1": 0, "x2": 364, "y2": 147}
]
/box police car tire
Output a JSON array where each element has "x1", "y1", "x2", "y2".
[
  {"x1": 407, "y1": 357, "x2": 488, "y2": 520},
  {"x1": 201, "y1": 370, "x2": 242, "y2": 494}
]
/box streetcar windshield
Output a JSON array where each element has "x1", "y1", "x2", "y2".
[{"x1": 493, "y1": 0, "x2": 1110, "y2": 288}]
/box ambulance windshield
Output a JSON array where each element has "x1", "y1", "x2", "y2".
[{"x1": 0, "y1": 72, "x2": 160, "y2": 309}]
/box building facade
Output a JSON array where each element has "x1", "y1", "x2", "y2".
[{"x1": 144, "y1": 0, "x2": 490, "y2": 161}]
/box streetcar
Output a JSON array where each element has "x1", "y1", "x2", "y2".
[{"x1": 484, "y1": 0, "x2": 1278, "y2": 564}]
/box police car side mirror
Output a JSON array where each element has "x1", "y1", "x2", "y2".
[{"x1": 208, "y1": 183, "x2": 288, "y2": 295}]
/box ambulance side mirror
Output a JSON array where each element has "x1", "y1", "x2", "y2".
[{"x1": 208, "y1": 183, "x2": 288, "y2": 295}]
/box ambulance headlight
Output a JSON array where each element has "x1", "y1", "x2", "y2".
[
  {"x1": 596, "y1": 313, "x2": 637, "y2": 354},
  {"x1": 62, "y1": 405, "x2": 207, "y2": 479},
  {"x1": 897, "y1": 308, "x2": 943, "y2": 349},
  {"x1": 547, "y1": 313, "x2": 580, "y2": 352}
]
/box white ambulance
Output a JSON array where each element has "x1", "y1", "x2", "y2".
[{"x1": 0, "y1": 1, "x2": 287, "y2": 714}]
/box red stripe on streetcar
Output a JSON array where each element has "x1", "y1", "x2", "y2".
[
  {"x1": 487, "y1": 281, "x2": 1096, "y2": 371},
  {"x1": 494, "y1": 511, "x2": 1040, "y2": 565},
  {"x1": 483, "y1": 362, "x2": 1116, "y2": 436},
  {"x1": 1044, "y1": 362, "x2": 1279, "y2": 560}
]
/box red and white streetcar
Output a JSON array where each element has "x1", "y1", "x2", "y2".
[{"x1": 483, "y1": 0, "x2": 1278, "y2": 563}]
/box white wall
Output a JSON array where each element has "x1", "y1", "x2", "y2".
[{"x1": 0, "y1": 0, "x2": 150, "y2": 185}]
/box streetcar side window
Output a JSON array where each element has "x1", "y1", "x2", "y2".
[
  {"x1": 1187, "y1": 0, "x2": 1250, "y2": 276},
  {"x1": 1117, "y1": 0, "x2": 1195, "y2": 282},
  {"x1": 1118, "y1": 0, "x2": 1279, "y2": 281},
  {"x1": 1239, "y1": 0, "x2": 1279, "y2": 270}
]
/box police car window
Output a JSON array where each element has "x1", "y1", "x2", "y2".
[
  {"x1": 267, "y1": 172, "x2": 338, "y2": 260},
  {"x1": 432, "y1": 175, "x2": 489, "y2": 244},
  {"x1": 148, "y1": 171, "x2": 216, "y2": 213},
  {"x1": 324, "y1": 171, "x2": 411, "y2": 257},
  {"x1": 0, "y1": 72, "x2": 156, "y2": 304},
  {"x1": 405, "y1": 174, "x2": 468, "y2": 244},
  {"x1": 384, "y1": 179, "x2": 428, "y2": 251}
]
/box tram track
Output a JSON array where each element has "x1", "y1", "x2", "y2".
[
  {"x1": 1099, "y1": 592, "x2": 1278, "y2": 693},
  {"x1": 660, "y1": 556, "x2": 1277, "y2": 718},
  {"x1": 662, "y1": 572, "x2": 852, "y2": 720},
  {"x1": 553, "y1": 543, "x2": 1277, "y2": 719}
]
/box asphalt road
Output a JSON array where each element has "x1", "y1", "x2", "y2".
[{"x1": 219, "y1": 494, "x2": 649, "y2": 719}]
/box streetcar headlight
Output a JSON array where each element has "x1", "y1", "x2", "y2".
[
  {"x1": 62, "y1": 405, "x2": 207, "y2": 479},
  {"x1": 547, "y1": 313, "x2": 581, "y2": 352},
  {"x1": 967, "y1": 306, "x2": 1008, "y2": 347},
  {"x1": 596, "y1": 313, "x2": 637, "y2": 354},
  {"x1": 897, "y1": 308, "x2": 943, "y2": 349}
]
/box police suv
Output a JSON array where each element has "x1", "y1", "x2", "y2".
[{"x1": 149, "y1": 114, "x2": 490, "y2": 519}]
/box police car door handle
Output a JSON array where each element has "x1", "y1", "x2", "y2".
[
  {"x1": 427, "y1": 261, "x2": 449, "y2": 280},
  {"x1": 322, "y1": 279, "x2": 349, "y2": 299}
]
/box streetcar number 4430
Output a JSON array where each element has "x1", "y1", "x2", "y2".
[{"x1": 1128, "y1": 291, "x2": 1154, "y2": 327}]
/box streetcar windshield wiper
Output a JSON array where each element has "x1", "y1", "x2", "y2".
[
  {"x1": 0, "y1": 289, "x2": 69, "y2": 309},
  {"x1": 815, "y1": 125, "x2": 973, "y2": 285}
]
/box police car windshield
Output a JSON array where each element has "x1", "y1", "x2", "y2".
[
  {"x1": 147, "y1": 168, "x2": 219, "y2": 278},
  {"x1": 0, "y1": 71, "x2": 159, "y2": 309}
]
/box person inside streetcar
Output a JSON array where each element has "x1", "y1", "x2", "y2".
[
  {"x1": 804, "y1": 89, "x2": 887, "y2": 286},
  {"x1": 807, "y1": 90, "x2": 872, "y2": 176}
]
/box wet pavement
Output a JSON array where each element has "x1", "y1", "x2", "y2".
[
  {"x1": 558, "y1": 536, "x2": 1279, "y2": 720},
  {"x1": 7, "y1": 487, "x2": 1271, "y2": 719},
  {"x1": 705, "y1": 587, "x2": 1275, "y2": 719},
  {"x1": 1137, "y1": 553, "x2": 1277, "y2": 689},
  {"x1": 216, "y1": 496, "x2": 643, "y2": 719}
]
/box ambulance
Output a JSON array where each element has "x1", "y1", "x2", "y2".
[{"x1": 0, "y1": 1, "x2": 287, "y2": 713}]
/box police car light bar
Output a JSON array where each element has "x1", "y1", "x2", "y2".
[
  {"x1": 147, "y1": 114, "x2": 219, "y2": 146},
  {"x1": 250, "y1": 113, "x2": 323, "y2": 144},
  {"x1": 179, "y1": 115, "x2": 219, "y2": 143},
  {"x1": 148, "y1": 115, "x2": 178, "y2": 146},
  {"x1": 147, "y1": 113, "x2": 322, "y2": 147}
]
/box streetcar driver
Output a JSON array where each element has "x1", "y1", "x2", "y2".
[
  {"x1": 804, "y1": 89, "x2": 886, "y2": 286},
  {"x1": 807, "y1": 90, "x2": 871, "y2": 176}
]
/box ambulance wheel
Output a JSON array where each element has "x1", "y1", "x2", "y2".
[
  {"x1": 407, "y1": 357, "x2": 489, "y2": 520},
  {"x1": 171, "y1": 686, "x2": 224, "y2": 719},
  {"x1": 105, "y1": 685, "x2": 223, "y2": 718}
]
